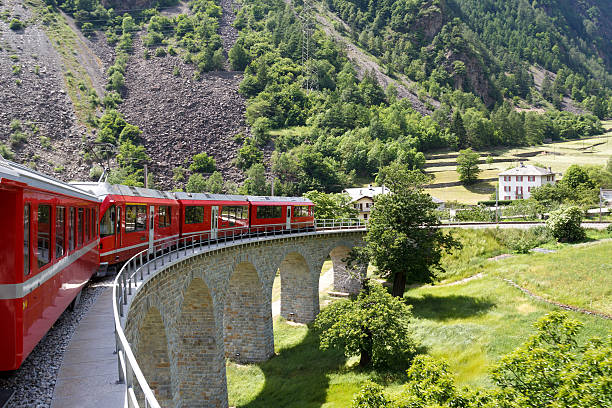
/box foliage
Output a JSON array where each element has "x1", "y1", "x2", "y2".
[
  {"x1": 240, "y1": 163, "x2": 269, "y2": 195},
  {"x1": 364, "y1": 164, "x2": 459, "y2": 296},
  {"x1": 496, "y1": 226, "x2": 553, "y2": 254},
  {"x1": 189, "y1": 152, "x2": 216, "y2": 173},
  {"x1": 546, "y1": 206, "x2": 585, "y2": 243},
  {"x1": 492, "y1": 312, "x2": 612, "y2": 408},
  {"x1": 314, "y1": 281, "x2": 417, "y2": 368},
  {"x1": 303, "y1": 190, "x2": 358, "y2": 220},
  {"x1": 9, "y1": 18, "x2": 24, "y2": 30},
  {"x1": 456, "y1": 148, "x2": 481, "y2": 185},
  {"x1": 185, "y1": 172, "x2": 226, "y2": 193},
  {"x1": 235, "y1": 138, "x2": 263, "y2": 170},
  {"x1": 351, "y1": 382, "x2": 392, "y2": 408},
  {"x1": 0, "y1": 143, "x2": 15, "y2": 160}
]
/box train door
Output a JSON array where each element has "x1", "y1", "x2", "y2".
[
  {"x1": 211, "y1": 206, "x2": 219, "y2": 240},
  {"x1": 115, "y1": 206, "x2": 122, "y2": 257},
  {"x1": 286, "y1": 206, "x2": 292, "y2": 230},
  {"x1": 148, "y1": 205, "x2": 154, "y2": 254}
]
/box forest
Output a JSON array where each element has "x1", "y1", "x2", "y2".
[{"x1": 37, "y1": 0, "x2": 612, "y2": 194}]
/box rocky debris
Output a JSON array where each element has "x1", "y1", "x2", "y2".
[
  {"x1": 120, "y1": 37, "x2": 247, "y2": 189},
  {"x1": 219, "y1": 0, "x2": 240, "y2": 62},
  {"x1": 0, "y1": 277, "x2": 112, "y2": 408}
]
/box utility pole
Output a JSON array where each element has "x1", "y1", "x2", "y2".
[
  {"x1": 144, "y1": 164, "x2": 148, "y2": 188},
  {"x1": 299, "y1": 0, "x2": 318, "y2": 93}
]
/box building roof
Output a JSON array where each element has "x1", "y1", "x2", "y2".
[
  {"x1": 498, "y1": 164, "x2": 554, "y2": 176},
  {"x1": 343, "y1": 186, "x2": 390, "y2": 202}
]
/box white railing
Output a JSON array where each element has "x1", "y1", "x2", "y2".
[{"x1": 112, "y1": 219, "x2": 365, "y2": 407}]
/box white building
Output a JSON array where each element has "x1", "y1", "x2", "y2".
[
  {"x1": 498, "y1": 163, "x2": 556, "y2": 200},
  {"x1": 343, "y1": 185, "x2": 390, "y2": 220}
]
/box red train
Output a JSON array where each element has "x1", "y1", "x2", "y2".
[{"x1": 1, "y1": 160, "x2": 314, "y2": 371}]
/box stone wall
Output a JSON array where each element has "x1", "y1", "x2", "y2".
[{"x1": 123, "y1": 231, "x2": 365, "y2": 407}]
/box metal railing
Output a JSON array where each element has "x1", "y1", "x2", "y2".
[{"x1": 112, "y1": 219, "x2": 366, "y2": 407}]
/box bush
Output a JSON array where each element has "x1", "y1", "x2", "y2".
[
  {"x1": 0, "y1": 143, "x2": 15, "y2": 160},
  {"x1": 607, "y1": 224, "x2": 612, "y2": 235},
  {"x1": 497, "y1": 226, "x2": 553, "y2": 253},
  {"x1": 546, "y1": 206, "x2": 585, "y2": 243},
  {"x1": 154, "y1": 47, "x2": 167, "y2": 57},
  {"x1": 352, "y1": 382, "x2": 392, "y2": 408},
  {"x1": 9, "y1": 18, "x2": 24, "y2": 30},
  {"x1": 190, "y1": 152, "x2": 216, "y2": 173}
]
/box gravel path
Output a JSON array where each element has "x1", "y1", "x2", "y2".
[{"x1": 0, "y1": 276, "x2": 113, "y2": 408}]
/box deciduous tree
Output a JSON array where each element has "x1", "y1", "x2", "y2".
[{"x1": 456, "y1": 148, "x2": 481, "y2": 185}]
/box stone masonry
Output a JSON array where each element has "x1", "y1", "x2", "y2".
[{"x1": 123, "y1": 231, "x2": 365, "y2": 407}]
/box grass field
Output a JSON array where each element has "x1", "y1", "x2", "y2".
[
  {"x1": 226, "y1": 238, "x2": 612, "y2": 407},
  {"x1": 424, "y1": 127, "x2": 612, "y2": 204}
]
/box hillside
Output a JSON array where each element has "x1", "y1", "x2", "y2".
[{"x1": 1, "y1": 0, "x2": 612, "y2": 193}]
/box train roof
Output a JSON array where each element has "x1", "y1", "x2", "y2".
[
  {"x1": 0, "y1": 158, "x2": 99, "y2": 201},
  {"x1": 173, "y1": 191, "x2": 248, "y2": 202},
  {"x1": 246, "y1": 195, "x2": 314, "y2": 204},
  {"x1": 70, "y1": 182, "x2": 176, "y2": 200}
]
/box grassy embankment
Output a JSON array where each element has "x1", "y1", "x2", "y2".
[{"x1": 226, "y1": 231, "x2": 612, "y2": 407}]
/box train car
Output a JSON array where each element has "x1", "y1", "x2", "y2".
[
  {"x1": 174, "y1": 192, "x2": 250, "y2": 241},
  {"x1": 0, "y1": 159, "x2": 100, "y2": 371},
  {"x1": 247, "y1": 196, "x2": 315, "y2": 233},
  {"x1": 71, "y1": 183, "x2": 180, "y2": 273}
]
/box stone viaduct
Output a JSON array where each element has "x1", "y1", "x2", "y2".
[{"x1": 121, "y1": 230, "x2": 366, "y2": 408}]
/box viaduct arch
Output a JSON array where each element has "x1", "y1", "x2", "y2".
[{"x1": 122, "y1": 231, "x2": 365, "y2": 407}]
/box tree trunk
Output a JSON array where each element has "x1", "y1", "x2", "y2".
[
  {"x1": 392, "y1": 271, "x2": 406, "y2": 297},
  {"x1": 359, "y1": 328, "x2": 373, "y2": 367}
]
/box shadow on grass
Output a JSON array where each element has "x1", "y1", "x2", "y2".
[
  {"x1": 465, "y1": 181, "x2": 496, "y2": 194},
  {"x1": 240, "y1": 326, "x2": 346, "y2": 408},
  {"x1": 405, "y1": 294, "x2": 495, "y2": 321}
]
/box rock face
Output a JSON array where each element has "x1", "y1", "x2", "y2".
[
  {"x1": 0, "y1": 0, "x2": 94, "y2": 181},
  {"x1": 119, "y1": 38, "x2": 247, "y2": 189}
]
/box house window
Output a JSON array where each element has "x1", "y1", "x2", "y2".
[
  {"x1": 517, "y1": 176, "x2": 523, "y2": 181},
  {"x1": 504, "y1": 186, "x2": 510, "y2": 192},
  {"x1": 528, "y1": 176, "x2": 535, "y2": 182},
  {"x1": 517, "y1": 195, "x2": 523, "y2": 199},
  {"x1": 516, "y1": 186, "x2": 523, "y2": 193},
  {"x1": 504, "y1": 196, "x2": 511, "y2": 200},
  {"x1": 363, "y1": 213, "x2": 368, "y2": 220}
]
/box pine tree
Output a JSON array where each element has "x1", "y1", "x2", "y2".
[{"x1": 451, "y1": 110, "x2": 468, "y2": 149}]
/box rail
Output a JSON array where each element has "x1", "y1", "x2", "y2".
[{"x1": 112, "y1": 219, "x2": 366, "y2": 407}]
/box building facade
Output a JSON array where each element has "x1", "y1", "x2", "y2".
[
  {"x1": 498, "y1": 163, "x2": 556, "y2": 200},
  {"x1": 343, "y1": 186, "x2": 390, "y2": 220}
]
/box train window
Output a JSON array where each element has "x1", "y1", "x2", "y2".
[
  {"x1": 125, "y1": 205, "x2": 147, "y2": 232},
  {"x1": 24, "y1": 204, "x2": 30, "y2": 276},
  {"x1": 92, "y1": 209, "x2": 96, "y2": 237},
  {"x1": 100, "y1": 206, "x2": 115, "y2": 237},
  {"x1": 256, "y1": 206, "x2": 283, "y2": 219},
  {"x1": 37, "y1": 205, "x2": 51, "y2": 268},
  {"x1": 78, "y1": 208, "x2": 84, "y2": 246},
  {"x1": 293, "y1": 206, "x2": 310, "y2": 217},
  {"x1": 158, "y1": 206, "x2": 171, "y2": 228},
  {"x1": 69, "y1": 207, "x2": 75, "y2": 251},
  {"x1": 56, "y1": 206, "x2": 65, "y2": 259},
  {"x1": 185, "y1": 206, "x2": 204, "y2": 224}
]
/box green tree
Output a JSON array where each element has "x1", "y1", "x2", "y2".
[
  {"x1": 241, "y1": 163, "x2": 269, "y2": 195},
  {"x1": 186, "y1": 173, "x2": 206, "y2": 193},
  {"x1": 117, "y1": 140, "x2": 149, "y2": 169},
  {"x1": 229, "y1": 40, "x2": 249, "y2": 71},
  {"x1": 561, "y1": 164, "x2": 595, "y2": 189},
  {"x1": 204, "y1": 171, "x2": 224, "y2": 194},
  {"x1": 546, "y1": 206, "x2": 585, "y2": 243},
  {"x1": 190, "y1": 152, "x2": 217, "y2": 174},
  {"x1": 492, "y1": 312, "x2": 612, "y2": 408},
  {"x1": 236, "y1": 139, "x2": 264, "y2": 170},
  {"x1": 365, "y1": 165, "x2": 459, "y2": 296},
  {"x1": 450, "y1": 110, "x2": 468, "y2": 149},
  {"x1": 303, "y1": 190, "x2": 358, "y2": 219},
  {"x1": 456, "y1": 148, "x2": 481, "y2": 185},
  {"x1": 314, "y1": 281, "x2": 416, "y2": 367},
  {"x1": 119, "y1": 123, "x2": 142, "y2": 143}
]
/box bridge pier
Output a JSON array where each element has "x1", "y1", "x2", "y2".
[
  {"x1": 279, "y1": 252, "x2": 319, "y2": 323},
  {"x1": 224, "y1": 262, "x2": 274, "y2": 363},
  {"x1": 330, "y1": 246, "x2": 365, "y2": 294}
]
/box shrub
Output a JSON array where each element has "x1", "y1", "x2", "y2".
[
  {"x1": 546, "y1": 206, "x2": 585, "y2": 243},
  {"x1": 89, "y1": 165, "x2": 103, "y2": 181},
  {"x1": 235, "y1": 139, "x2": 263, "y2": 170},
  {"x1": 10, "y1": 131, "x2": 28, "y2": 146},
  {"x1": 0, "y1": 143, "x2": 15, "y2": 160},
  {"x1": 154, "y1": 47, "x2": 167, "y2": 57},
  {"x1": 9, "y1": 18, "x2": 24, "y2": 30},
  {"x1": 606, "y1": 224, "x2": 612, "y2": 235},
  {"x1": 190, "y1": 152, "x2": 216, "y2": 173},
  {"x1": 352, "y1": 382, "x2": 392, "y2": 408}
]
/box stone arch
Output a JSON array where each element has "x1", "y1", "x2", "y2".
[
  {"x1": 278, "y1": 251, "x2": 318, "y2": 323},
  {"x1": 174, "y1": 277, "x2": 227, "y2": 407},
  {"x1": 224, "y1": 261, "x2": 273, "y2": 362},
  {"x1": 136, "y1": 306, "x2": 172, "y2": 407}
]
